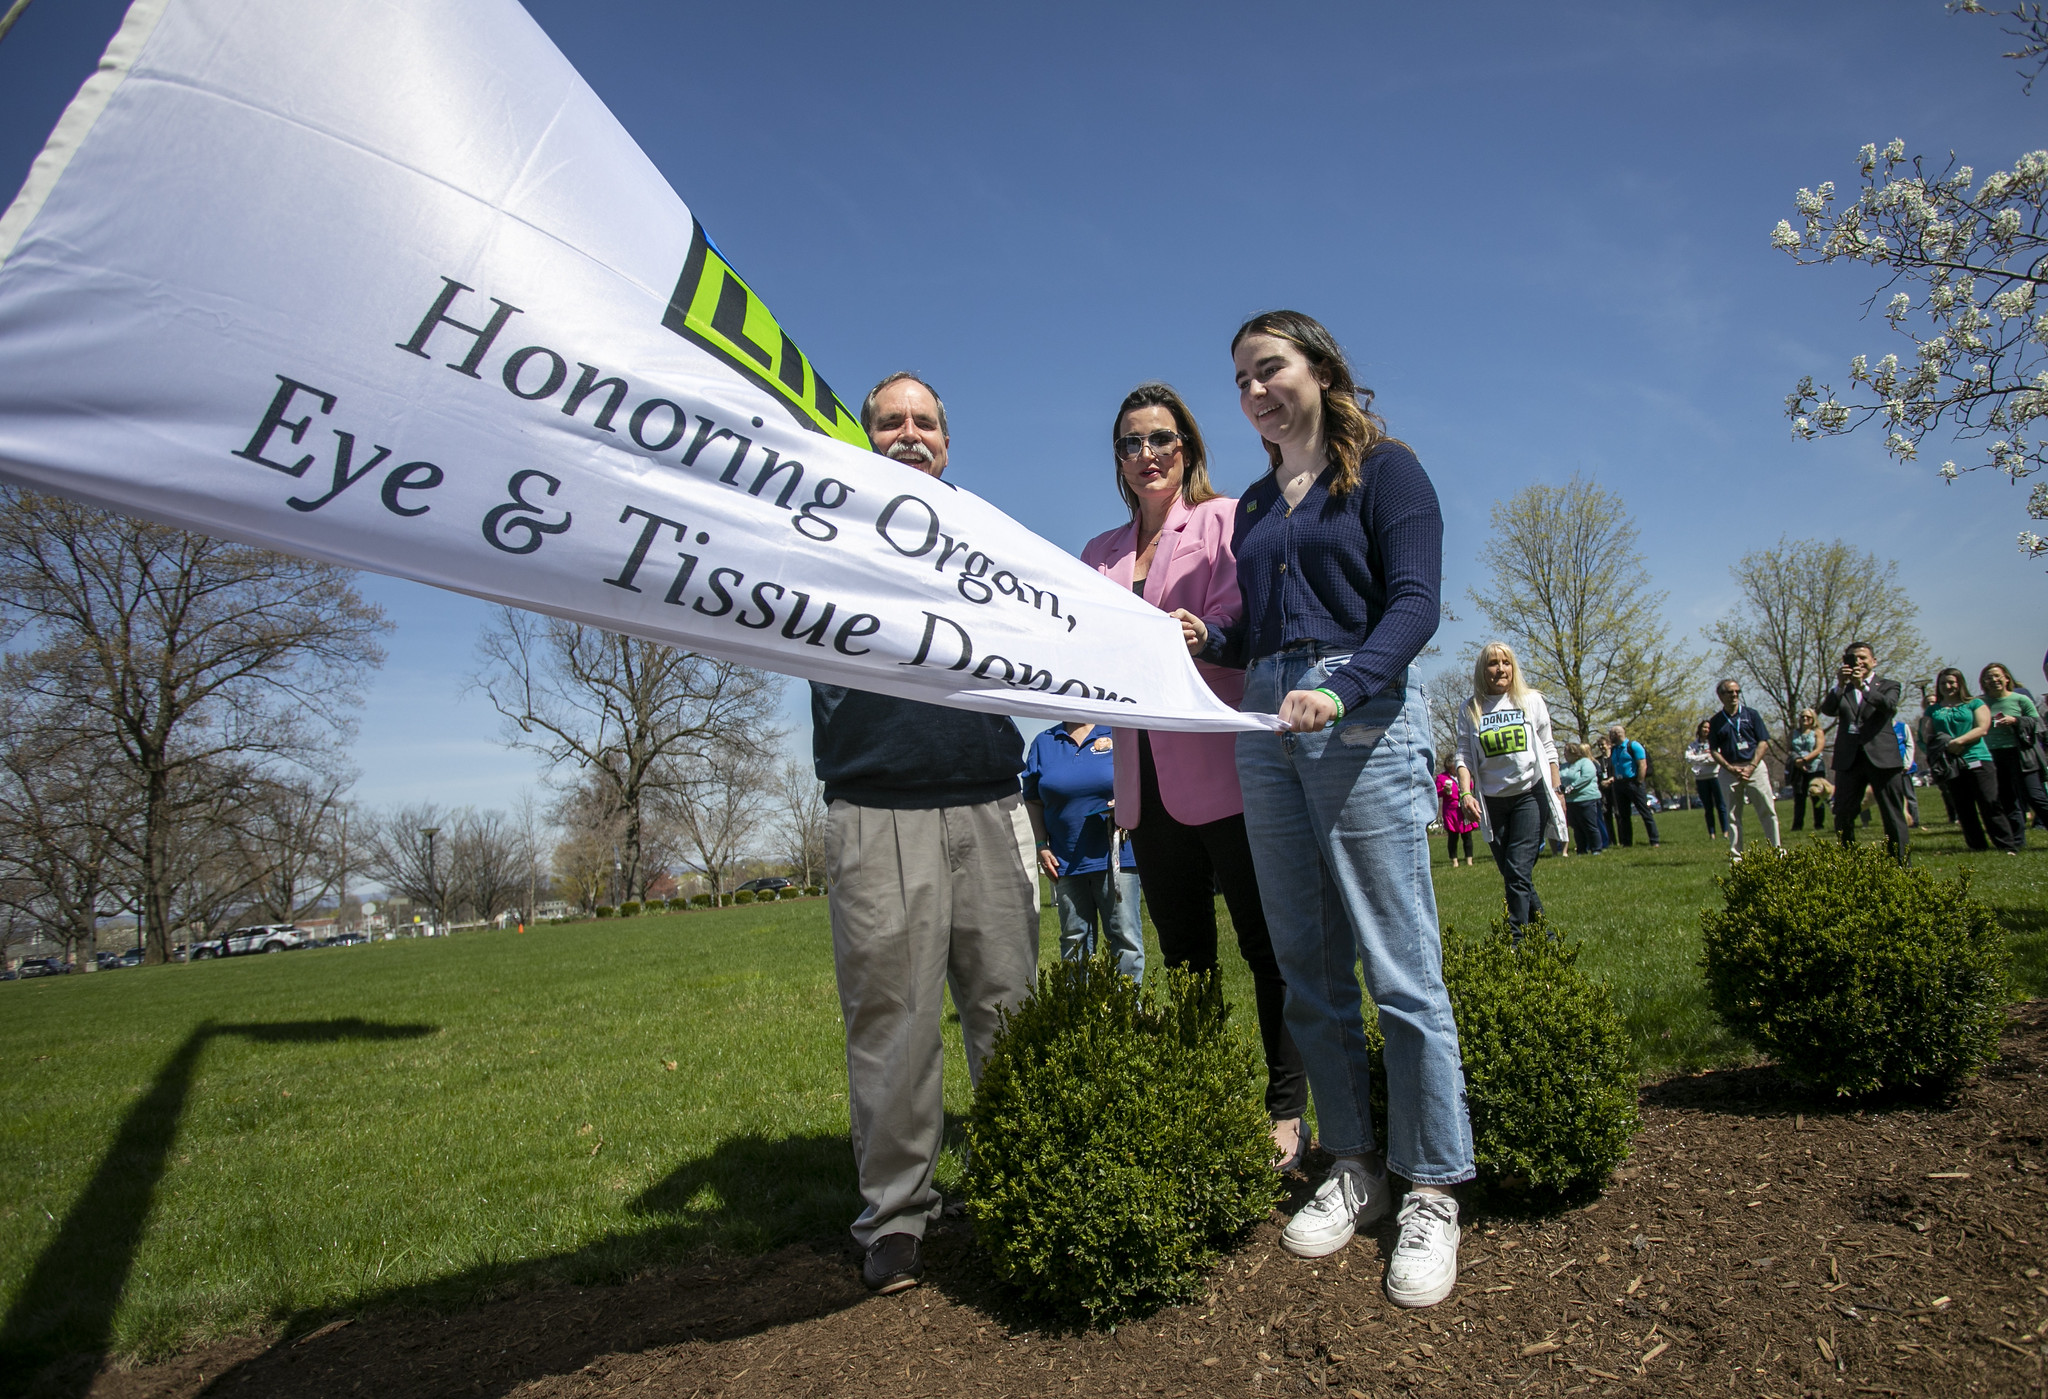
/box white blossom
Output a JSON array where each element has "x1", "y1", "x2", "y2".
[
  {"x1": 1883, "y1": 138, "x2": 1907, "y2": 164},
  {"x1": 1940, "y1": 460, "x2": 1960, "y2": 480},
  {"x1": 1886, "y1": 293, "x2": 1912, "y2": 322},
  {"x1": 1771, "y1": 219, "x2": 1803, "y2": 250},
  {"x1": 1858, "y1": 144, "x2": 1878, "y2": 173}
]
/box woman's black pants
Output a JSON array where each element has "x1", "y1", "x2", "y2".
[
  {"x1": 1129, "y1": 737, "x2": 1307, "y2": 1119},
  {"x1": 1991, "y1": 747, "x2": 2048, "y2": 846},
  {"x1": 1942, "y1": 763, "x2": 2017, "y2": 852},
  {"x1": 1788, "y1": 765, "x2": 1813, "y2": 831},
  {"x1": 1483, "y1": 788, "x2": 1547, "y2": 930},
  {"x1": 1695, "y1": 777, "x2": 1728, "y2": 836}
]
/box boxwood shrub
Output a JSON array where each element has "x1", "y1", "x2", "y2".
[
  {"x1": 733, "y1": 889, "x2": 756, "y2": 905},
  {"x1": 1701, "y1": 841, "x2": 2009, "y2": 1097},
  {"x1": 690, "y1": 894, "x2": 712, "y2": 909},
  {"x1": 964, "y1": 950, "x2": 1278, "y2": 1326},
  {"x1": 666, "y1": 898, "x2": 690, "y2": 911},
  {"x1": 1360, "y1": 919, "x2": 1637, "y2": 1204},
  {"x1": 594, "y1": 905, "x2": 614, "y2": 919},
  {"x1": 618, "y1": 900, "x2": 641, "y2": 918}
]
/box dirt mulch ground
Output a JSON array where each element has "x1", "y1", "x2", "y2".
[{"x1": 60, "y1": 1003, "x2": 2048, "y2": 1399}]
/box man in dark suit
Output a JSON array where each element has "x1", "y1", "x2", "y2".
[{"x1": 1819, "y1": 641, "x2": 1910, "y2": 863}]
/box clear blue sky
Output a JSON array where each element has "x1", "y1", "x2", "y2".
[{"x1": 2, "y1": 0, "x2": 2041, "y2": 812}]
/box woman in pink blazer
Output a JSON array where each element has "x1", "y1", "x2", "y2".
[{"x1": 1080, "y1": 382, "x2": 1308, "y2": 1169}]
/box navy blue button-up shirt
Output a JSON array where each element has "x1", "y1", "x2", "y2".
[{"x1": 1203, "y1": 440, "x2": 1443, "y2": 711}]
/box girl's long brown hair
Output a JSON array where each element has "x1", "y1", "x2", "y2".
[{"x1": 1230, "y1": 309, "x2": 1392, "y2": 497}]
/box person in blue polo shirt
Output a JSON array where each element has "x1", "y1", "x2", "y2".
[
  {"x1": 1602, "y1": 723, "x2": 1660, "y2": 848},
  {"x1": 1023, "y1": 720, "x2": 1143, "y2": 980}
]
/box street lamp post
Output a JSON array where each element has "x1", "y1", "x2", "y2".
[{"x1": 420, "y1": 826, "x2": 440, "y2": 936}]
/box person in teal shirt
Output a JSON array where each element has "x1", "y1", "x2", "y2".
[
  {"x1": 1982, "y1": 662, "x2": 2048, "y2": 842},
  {"x1": 1558, "y1": 742, "x2": 1604, "y2": 855},
  {"x1": 1927, "y1": 667, "x2": 2014, "y2": 852}
]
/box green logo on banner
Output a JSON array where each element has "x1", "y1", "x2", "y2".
[{"x1": 661, "y1": 221, "x2": 870, "y2": 450}]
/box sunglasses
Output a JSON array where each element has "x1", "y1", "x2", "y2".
[{"x1": 1115, "y1": 429, "x2": 1183, "y2": 460}]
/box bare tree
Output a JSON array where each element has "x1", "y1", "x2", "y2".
[
  {"x1": 658, "y1": 741, "x2": 774, "y2": 900},
  {"x1": 361, "y1": 804, "x2": 447, "y2": 921},
  {"x1": 512, "y1": 788, "x2": 549, "y2": 924},
  {"x1": 1468, "y1": 476, "x2": 1699, "y2": 750},
  {"x1": 0, "y1": 491, "x2": 388, "y2": 961},
  {"x1": 445, "y1": 809, "x2": 525, "y2": 924},
  {"x1": 473, "y1": 610, "x2": 782, "y2": 902},
  {"x1": 1421, "y1": 665, "x2": 1473, "y2": 778},
  {"x1": 0, "y1": 691, "x2": 136, "y2": 968},
  {"x1": 1706, "y1": 538, "x2": 1932, "y2": 746},
  {"x1": 772, "y1": 759, "x2": 828, "y2": 888},
  {"x1": 235, "y1": 775, "x2": 347, "y2": 923}
]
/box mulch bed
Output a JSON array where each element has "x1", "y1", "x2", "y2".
[{"x1": 62, "y1": 1003, "x2": 2048, "y2": 1399}]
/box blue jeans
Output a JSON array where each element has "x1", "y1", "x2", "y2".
[
  {"x1": 1054, "y1": 867, "x2": 1144, "y2": 981},
  {"x1": 1235, "y1": 652, "x2": 1475, "y2": 1186}
]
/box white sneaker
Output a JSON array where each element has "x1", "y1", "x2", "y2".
[
  {"x1": 1280, "y1": 1158, "x2": 1389, "y2": 1258},
  {"x1": 1385, "y1": 1192, "x2": 1461, "y2": 1307}
]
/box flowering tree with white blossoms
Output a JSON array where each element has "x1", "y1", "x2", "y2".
[{"x1": 1773, "y1": 4, "x2": 2048, "y2": 562}]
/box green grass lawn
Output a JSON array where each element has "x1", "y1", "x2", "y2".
[{"x1": 2, "y1": 797, "x2": 2043, "y2": 1375}]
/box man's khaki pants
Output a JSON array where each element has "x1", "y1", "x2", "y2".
[
  {"x1": 1718, "y1": 766, "x2": 1781, "y2": 855},
  {"x1": 826, "y1": 794, "x2": 1040, "y2": 1248}
]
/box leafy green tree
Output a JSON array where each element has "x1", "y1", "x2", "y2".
[
  {"x1": 1468, "y1": 476, "x2": 1699, "y2": 756},
  {"x1": 1706, "y1": 539, "x2": 1931, "y2": 743}
]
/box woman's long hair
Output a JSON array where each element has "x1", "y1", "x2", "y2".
[
  {"x1": 1229, "y1": 310, "x2": 1392, "y2": 497},
  {"x1": 1467, "y1": 641, "x2": 1533, "y2": 725},
  {"x1": 1936, "y1": 665, "x2": 1973, "y2": 700},
  {"x1": 1111, "y1": 382, "x2": 1218, "y2": 518}
]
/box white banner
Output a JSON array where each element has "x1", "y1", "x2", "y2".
[{"x1": 0, "y1": 0, "x2": 1274, "y2": 734}]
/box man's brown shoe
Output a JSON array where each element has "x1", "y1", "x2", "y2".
[{"x1": 862, "y1": 1233, "x2": 922, "y2": 1294}]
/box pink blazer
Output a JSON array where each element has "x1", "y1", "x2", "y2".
[{"x1": 1080, "y1": 495, "x2": 1247, "y2": 828}]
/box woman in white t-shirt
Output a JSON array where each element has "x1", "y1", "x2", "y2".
[{"x1": 1453, "y1": 642, "x2": 1565, "y2": 932}]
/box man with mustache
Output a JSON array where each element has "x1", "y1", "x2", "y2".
[{"x1": 809, "y1": 372, "x2": 1040, "y2": 1295}]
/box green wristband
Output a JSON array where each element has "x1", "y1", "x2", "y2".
[{"x1": 1314, "y1": 687, "x2": 1345, "y2": 720}]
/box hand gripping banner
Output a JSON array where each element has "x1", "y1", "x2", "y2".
[{"x1": 0, "y1": 0, "x2": 1274, "y2": 734}]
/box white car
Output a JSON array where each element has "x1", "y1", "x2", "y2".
[{"x1": 189, "y1": 923, "x2": 308, "y2": 959}]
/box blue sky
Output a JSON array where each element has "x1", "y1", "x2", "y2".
[{"x1": 2, "y1": 1, "x2": 2042, "y2": 813}]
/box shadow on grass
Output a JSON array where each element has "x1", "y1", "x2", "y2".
[
  {"x1": 171, "y1": 1129, "x2": 887, "y2": 1399},
  {"x1": 0, "y1": 1019, "x2": 437, "y2": 1399}
]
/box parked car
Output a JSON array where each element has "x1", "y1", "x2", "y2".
[
  {"x1": 17, "y1": 957, "x2": 72, "y2": 978},
  {"x1": 736, "y1": 876, "x2": 793, "y2": 895},
  {"x1": 189, "y1": 923, "x2": 309, "y2": 959}
]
